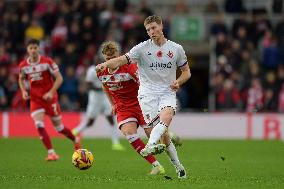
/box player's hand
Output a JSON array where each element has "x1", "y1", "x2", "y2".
[
  {"x1": 96, "y1": 62, "x2": 107, "y2": 72},
  {"x1": 42, "y1": 91, "x2": 54, "y2": 102},
  {"x1": 22, "y1": 91, "x2": 30, "y2": 100},
  {"x1": 170, "y1": 80, "x2": 180, "y2": 92}
]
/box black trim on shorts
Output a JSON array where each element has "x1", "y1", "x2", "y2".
[{"x1": 159, "y1": 106, "x2": 176, "y2": 115}]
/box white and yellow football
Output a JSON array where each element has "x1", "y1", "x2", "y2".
[{"x1": 72, "y1": 149, "x2": 94, "y2": 170}]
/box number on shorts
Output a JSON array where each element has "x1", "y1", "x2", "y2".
[{"x1": 52, "y1": 103, "x2": 58, "y2": 115}]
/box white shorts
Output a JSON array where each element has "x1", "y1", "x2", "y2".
[
  {"x1": 138, "y1": 92, "x2": 177, "y2": 125},
  {"x1": 86, "y1": 90, "x2": 112, "y2": 118}
]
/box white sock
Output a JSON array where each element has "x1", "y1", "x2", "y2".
[
  {"x1": 110, "y1": 125, "x2": 120, "y2": 144},
  {"x1": 152, "y1": 160, "x2": 161, "y2": 167},
  {"x1": 47, "y1": 149, "x2": 55, "y2": 154},
  {"x1": 166, "y1": 141, "x2": 182, "y2": 169},
  {"x1": 148, "y1": 122, "x2": 167, "y2": 145}
]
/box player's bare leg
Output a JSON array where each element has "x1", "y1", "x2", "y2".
[
  {"x1": 32, "y1": 111, "x2": 59, "y2": 161},
  {"x1": 106, "y1": 115, "x2": 124, "y2": 151},
  {"x1": 121, "y1": 123, "x2": 165, "y2": 175},
  {"x1": 52, "y1": 116, "x2": 81, "y2": 150}
]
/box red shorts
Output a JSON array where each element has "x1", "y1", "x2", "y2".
[
  {"x1": 30, "y1": 99, "x2": 61, "y2": 118},
  {"x1": 116, "y1": 106, "x2": 146, "y2": 129}
]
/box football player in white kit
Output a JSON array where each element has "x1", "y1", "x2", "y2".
[
  {"x1": 72, "y1": 60, "x2": 124, "y2": 151},
  {"x1": 96, "y1": 15, "x2": 191, "y2": 178}
]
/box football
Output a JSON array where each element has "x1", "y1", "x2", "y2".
[{"x1": 72, "y1": 149, "x2": 94, "y2": 170}]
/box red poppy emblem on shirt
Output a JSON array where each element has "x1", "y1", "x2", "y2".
[
  {"x1": 156, "y1": 51, "x2": 163, "y2": 57},
  {"x1": 32, "y1": 67, "x2": 36, "y2": 72},
  {"x1": 167, "y1": 51, "x2": 173, "y2": 58}
]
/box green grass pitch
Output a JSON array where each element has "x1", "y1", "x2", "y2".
[{"x1": 0, "y1": 138, "x2": 283, "y2": 189}]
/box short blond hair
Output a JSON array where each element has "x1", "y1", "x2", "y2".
[
  {"x1": 101, "y1": 41, "x2": 120, "y2": 56},
  {"x1": 144, "y1": 15, "x2": 162, "y2": 26}
]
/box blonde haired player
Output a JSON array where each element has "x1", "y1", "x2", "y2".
[
  {"x1": 97, "y1": 41, "x2": 165, "y2": 175},
  {"x1": 96, "y1": 15, "x2": 191, "y2": 178},
  {"x1": 72, "y1": 54, "x2": 124, "y2": 151}
]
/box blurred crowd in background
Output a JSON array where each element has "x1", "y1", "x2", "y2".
[
  {"x1": 211, "y1": 1, "x2": 284, "y2": 113},
  {"x1": 0, "y1": 0, "x2": 284, "y2": 113}
]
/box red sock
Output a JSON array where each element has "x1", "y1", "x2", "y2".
[
  {"x1": 59, "y1": 127, "x2": 75, "y2": 142},
  {"x1": 130, "y1": 138, "x2": 156, "y2": 164},
  {"x1": 37, "y1": 128, "x2": 52, "y2": 150}
]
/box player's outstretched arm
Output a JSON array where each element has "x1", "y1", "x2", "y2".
[{"x1": 96, "y1": 55, "x2": 128, "y2": 71}]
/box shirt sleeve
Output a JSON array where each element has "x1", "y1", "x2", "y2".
[
  {"x1": 125, "y1": 42, "x2": 143, "y2": 63},
  {"x1": 48, "y1": 58, "x2": 59, "y2": 74},
  {"x1": 176, "y1": 45, "x2": 188, "y2": 67}
]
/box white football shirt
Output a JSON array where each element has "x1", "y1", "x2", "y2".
[
  {"x1": 86, "y1": 65, "x2": 102, "y2": 88},
  {"x1": 126, "y1": 39, "x2": 188, "y2": 94}
]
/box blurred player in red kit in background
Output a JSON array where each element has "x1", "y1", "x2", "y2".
[
  {"x1": 97, "y1": 41, "x2": 165, "y2": 175},
  {"x1": 18, "y1": 39, "x2": 80, "y2": 161}
]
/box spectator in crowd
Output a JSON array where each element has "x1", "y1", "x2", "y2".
[
  {"x1": 263, "y1": 72, "x2": 278, "y2": 111},
  {"x1": 249, "y1": 13, "x2": 272, "y2": 48},
  {"x1": 246, "y1": 78, "x2": 264, "y2": 112},
  {"x1": 216, "y1": 79, "x2": 242, "y2": 111},
  {"x1": 232, "y1": 11, "x2": 250, "y2": 39},
  {"x1": 210, "y1": 14, "x2": 228, "y2": 36},
  {"x1": 25, "y1": 18, "x2": 45, "y2": 40}
]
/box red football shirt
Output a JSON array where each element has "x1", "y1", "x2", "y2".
[
  {"x1": 19, "y1": 55, "x2": 59, "y2": 102},
  {"x1": 97, "y1": 63, "x2": 139, "y2": 111}
]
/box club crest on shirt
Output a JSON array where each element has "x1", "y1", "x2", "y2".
[
  {"x1": 167, "y1": 51, "x2": 173, "y2": 58},
  {"x1": 156, "y1": 51, "x2": 163, "y2": 57}
]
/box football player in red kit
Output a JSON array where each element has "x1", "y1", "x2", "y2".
[
  {"x1": 18, "y1": 39, "x2": 80, "y2": 161},
  {"x1": 96, "y1": 41, "x2": 165, "y2": 175}
]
